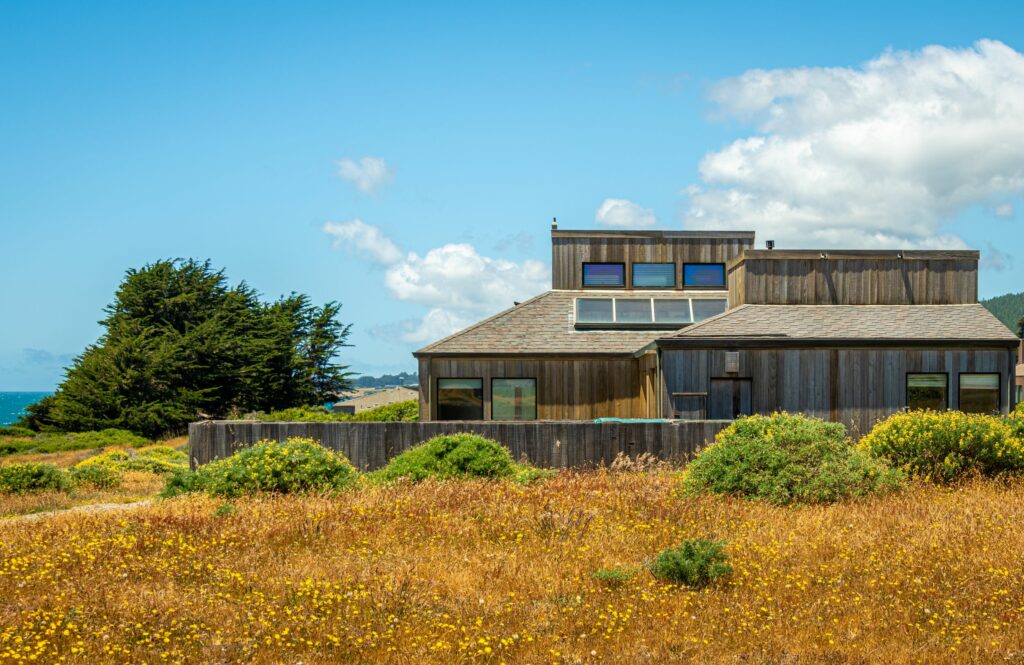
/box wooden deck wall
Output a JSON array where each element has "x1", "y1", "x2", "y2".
[
  {"x1": 663, "y1": 346, "x2": 1014, "y2": 437},
  {"x1": 187, "y1": 420, "x2": 731, "y2": 470},
  {"x1": 420, "y1": 356, "x2": 651, "y2": 421},
  {"x1": 728, "y1": 253, "x2": 979, "y2": 305},
  {"x1": 551, "y1": 231, "x2": 753, "y2": 290}
]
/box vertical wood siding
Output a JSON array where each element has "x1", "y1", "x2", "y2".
[
  {"x1": 731, "y1": 257, "x2": 978, "y2": 305},
  {"x1": 422, "y1": 357, "x2": 648, "y2": 421},
  {"x1": 187, "y1": 420, "x2": 731, "y2": 470},
  {"x1": 662, "y1": 347, "x2": 1011, "y2": 436}
]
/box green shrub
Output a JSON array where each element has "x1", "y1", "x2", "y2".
[
  {"x1": 369, "y1": 433, "x2": 546, "y2": 484},
  {"x1": 680, "y1": 412, "x2": 903, "y2": 505},
  {"x1": 160, "y1": 469, "x2": 201, "y2": 498},
  {"x1": 592, "y1": 566, "x2": 638, "y2": 589},
  {"x1": 0, "y1": 440, "x2": 35, "y2": 456},
  {"x1": 70, "y1": 465, "x2": 122, "y2": 490},
  {"x1": 648, "y1": 539, "x2": 732, "y2": 588},
  {"x1": 0, "y1": 425, "x2": 35, "y2": 438},
  {"x1": 0, "y1": 428, "x2": 152, "y2": 457},
  {"x1": 77, "y1": 446, "x2": 187, "y2": 475},
  {"x1": 859, "y1": 410, "x2": 1024, "y2": 482},
  {"x1": 168, "y1": 438, "x2": 358, "y2": 498},
  {"x1": 0, "y1": 464, "x2": 71, "y2": 493},
  {"x1": 257, "y1": 400, "x2": 419, "y2": 423}
]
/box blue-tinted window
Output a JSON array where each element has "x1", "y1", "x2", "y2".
[
  {"x1": 683, "y1": 263, "x2": 726, "y2": 287},
  {"x1": 632, "y1": 263, "x2": 675, "y2": 288},
  {"x1": 582, "y1": 263, "x2": 625, "y2": 287}
]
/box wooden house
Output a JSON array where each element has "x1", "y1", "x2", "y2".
[{"x1": 414, "y1": 227, "x2": 1020, "y2": 433}]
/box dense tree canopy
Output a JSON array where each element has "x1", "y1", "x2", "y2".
[{"x1": 21, "y1": 260, "x2": 352, "y2": 437}]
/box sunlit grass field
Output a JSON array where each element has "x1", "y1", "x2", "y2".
[{"x1": 1, "y1": 471, "x2": 1023, "y2": 663}]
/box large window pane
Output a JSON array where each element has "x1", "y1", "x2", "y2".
[
  {"x1": 632, "y1": 263, "x2": 675, "y2": 288},
  {"x1": 582, "y1": 263, "x2": 625, "y2": 287},
  {"x1": 692, "y1": 299, "x2": 727, "y2": 321},
  {"x1": 492, "y1": 378, "x2": 537, "y2": 420},
  {"x1": 959, "y1": 373, "x2": 1000, "y2": 414},
  {"x1": 437, "y1": 378, "x2": 483, "y2": 420},
  {"x1": 907, "y1": 373, "x2": 947, "y2": 411},
  {"x1": 654, "y1": 299, "x2": 692, "y2": 324},
  {"x1": 616, "y1": 299, "x2": 653, "y2": 323},
  {"x1": 576, "y1": 298, "x2": 614, "y2": 323},
  {"x1": 683, "y1": 263, "x2": 726, "y2": 287}
]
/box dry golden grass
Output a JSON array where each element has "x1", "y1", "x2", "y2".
[
  {"x1": 0, "y1": 471, "x2": 165, "y2": 517},
  {"x1": 1, "y1": 472, "x2": 1023, "y2": 664}
]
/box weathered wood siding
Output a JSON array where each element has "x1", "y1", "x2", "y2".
[
  {"x1": 729, "y1": 253, "x2": 979, "y2": 305},
  {"x1": 422, "y1": 356, "x2": 648, "y2": 421},
  {"x1": 551, "y1": 231, "x2": 753, "y2": 290},
  {"x1": 187, "y1": 420, "x2": 731, "y2": 470},
  {"x1": 663, "y1": 347, "x2": 1014, "y2": 437}
]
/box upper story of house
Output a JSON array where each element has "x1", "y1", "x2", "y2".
[{"x1": 551, "y1": 226, "x2": 980, "y2": 308}]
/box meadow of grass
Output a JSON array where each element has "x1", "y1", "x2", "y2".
[{"x1": 1, "y1": 471, "x2": 1023, "y2": 663}]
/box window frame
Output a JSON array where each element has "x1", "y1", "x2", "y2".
[
  {"x1": 490, "y1": 377, "x2": 538, "y2": 421},
  {"x1": 581, "y1": 262, "x2": 626, "y2": 289},
  {"x1": 631, "y1": 262, "x2": 677, "y2": 289},
  {"x1": 682, "y1": 262, "x2": 727, "y2": 289},
  {"x1": 957, "y1": 372, "x2": 1001, "y2": 414},
  {"x1": 436, "y1": 377, "x2": 484, "y2": 421},
  {"x1": 906, "y1": 372, "x2": 949, "y2": 411}
]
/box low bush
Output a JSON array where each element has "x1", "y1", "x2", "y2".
[
  {"x1": 859, "y1": 410, "x2": 1024, "y2": 482},
  {"x1": 648, "y1": 539, "x2": 732, "y2": 588},
  {"x1": 0, "y1": 463, "x2": 71, "y2": 493},
  {"x1": 680, "y1": 412, "x2": 903, "y2": 505},
  {"x1": 0, "y1": 425, "x2": 35, "y2": 438},
  {"x1": 165, "y1": 438, "x2": 358, "y2": 498},
  {"x1": 0, "y1": 428, "x2": 152, "y2": 457},
  {"x1": 592, "y1": 566, "x2": 638, "y2": 589},
  {"x1": 69, "y1": 465, "x2": 121, "y2": 490},
  {"x1": 369, "y1": 433, "x2": 549, "y2": 484},
  {"x1": 77, "y1": 446, "x2": 187, "y2": 475},
  {"x1": 256, "y1": 400, "x2": 419, "y2": 423}
]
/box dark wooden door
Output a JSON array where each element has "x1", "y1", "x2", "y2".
[{"x1": 709, "y1": 378, "x2": 752, "y2": 420}]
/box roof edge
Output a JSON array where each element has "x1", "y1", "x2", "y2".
[
  {"x1": 657, "y1": 337, "x2": 1020, "y2": 349},
  {"x1": 552, "y1": 229, "x2": 755, "y2": 240}
]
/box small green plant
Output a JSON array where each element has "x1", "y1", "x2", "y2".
[
  {"x1": 0, "y1": 463, "x2": 71, "y2": 494},
  {"x1": 213, "y1": 503, "x2": 237, "y2": 518},
  {"x1": 369, "y1": 433, "x2": 545, "y2": 484},
  {"x1": 160, "y1": 469, "x2": 201, "y2": 498},
  {"x1": 592, "y1": 566, "x2": 638, "y2": 589},
  {"x1": 257, "y1": 400, "x2": 419, "y2": 423},
  {"x1": 860, "y1": 410, "x2": 1024, "y2": 482},
  {"x1": 680, "y1": 412, "x2": 903, "y2": 504},
  {"x1": 648, "y1": 539, "x2": 732, "y2": 588},
  {"x1": 69, "y1": 465, "x2": 122, "y2": 490},
  {"x1": 166, "y1": 438, "x2": 358, "y2": 498},
  {"x1": 349, "y1": 401, "x2": 419, "y2": 422}
]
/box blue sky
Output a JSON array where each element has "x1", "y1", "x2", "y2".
[{"x1": 2, "y1": 1, "x2": 1023, "y2": 391}]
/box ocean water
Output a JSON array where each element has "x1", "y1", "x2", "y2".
[{"x1": 0, "y1": 392, "x2": 50, "y2": 426}]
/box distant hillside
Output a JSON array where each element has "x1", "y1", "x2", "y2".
[
  {"x1": 353, "y1": 371, "x2": 418, "y2": 389},
  {"x1": 981, "y1": 292, "x2": 1024, "y2": 336}
]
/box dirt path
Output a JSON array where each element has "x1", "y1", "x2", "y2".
[{"x1": 6, "y1": 499, "x2": 153, "y2": 522}]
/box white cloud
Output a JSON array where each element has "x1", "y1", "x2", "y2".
[
  {"x1": 980, "y1": 243, "x2": 1012, "y2": 271},
  {"x1": 995, "y1": 203, "x2": 1015, "y2": 219},
  {"x1": 325, "y1": 222, "x2": 549, "y2": 344},
  {"x1": 322, "y1": 219, "x2": 403, "y2": 265},
  {"x1": 684, "y1": 40, "x2": 1024, "y2": 249},
  {"x1": 595, "y1": 198, "x2": 657, "y2": 229},
  {"x1": 337, "y1": 156, "x2": 393, "y2": 194}
]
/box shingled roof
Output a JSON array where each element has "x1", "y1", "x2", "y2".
[
  {"x1": 660, "y1": 303, "x2": 1020, "y2": 347},
  {"x1": 415, "y1": 291, "x2": 671, "y2": 356}
]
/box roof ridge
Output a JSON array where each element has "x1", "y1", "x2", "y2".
[{"x1": 415, "y1": 291, "x2": 551, "y2": 354}]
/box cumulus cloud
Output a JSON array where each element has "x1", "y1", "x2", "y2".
[
  {"x1": 337, "y1": 156, "x2": 393, "y2": 194},
  {"x1": 595, "y1": 198, "x2": 657, "y2": 229},
  {"x1": 322, "y1": 219, "x2": 403, "y2": 265},
  {"x1": 995, "y1": 203, "x2": 1015, "y2": 219},
  {"x1": 684, "y1": 39, "x2": 1024, "y2": 249},
  {"x1": 325, "y1": 222, "x2": 549, "y2": 344}
]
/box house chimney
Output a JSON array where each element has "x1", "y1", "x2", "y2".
[
  {"x1": 552, "y1": 217, "x2": 558, "y2": 230},
  {"x1": 765, "y1": 240, "x2": 775, "y2": 250}
]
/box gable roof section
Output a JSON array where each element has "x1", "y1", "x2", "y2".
[
  {"x1": 415, "y1": 290, "x2": 672, "y2": 356},
  {"x1": 660, "y1": 304, "x2": 1020, "y2": 348}
]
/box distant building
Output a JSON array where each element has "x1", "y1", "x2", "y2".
[{"x1": 331, "y1": 386, "x2": 419, "y2": 414}]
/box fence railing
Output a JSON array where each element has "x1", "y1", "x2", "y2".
[{"x1": 187, "y1": 420, "x2": 731, "y2": 470}]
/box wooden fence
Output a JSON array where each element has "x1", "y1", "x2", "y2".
[{"x1": 187, "y1": 420, "x2": 731, "y2": 471}]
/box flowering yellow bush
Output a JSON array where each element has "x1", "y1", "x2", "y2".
[{"x1": 859, "y1": 410, "x2": 1024, "y2": 482}]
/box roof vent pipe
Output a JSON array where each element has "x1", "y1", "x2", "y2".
[
  {"x1": 552, "y1": 217, "x2": 558, "y2": 230},
  {"x1": 765, "y1": 240, "x2": 774, "y2": 250}
]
